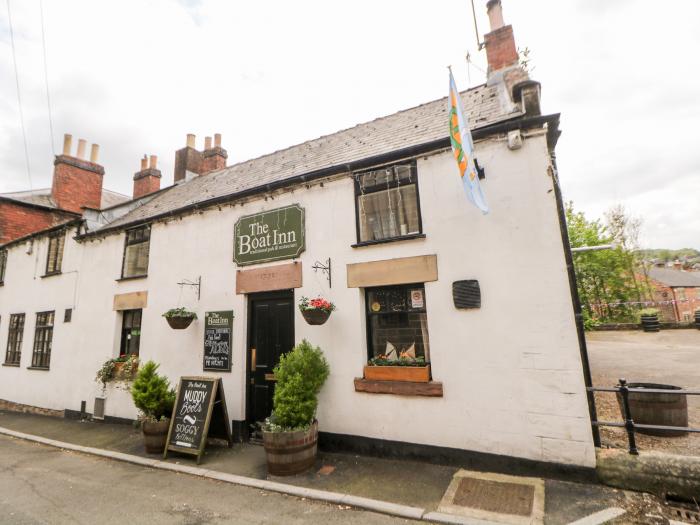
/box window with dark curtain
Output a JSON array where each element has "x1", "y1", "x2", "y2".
[
  {"x1": 4, "y1": 313, "x2": 24, "y2": 365},
  {"x1": 365, "y1": 284, "x2": 430, "y2": 361},
  {"x1": 31, "y1": 311, "x2": 54, "y2": 368},
  {"x1": 121, "y1": 226, "x2": 151, "y2": 278},
  {"x1": 120, "y1": 309, "x2": 142, "y2": 356},
  {"x1": 45, "y1": 232, "x2": 65, "y2": 275},
  {"x1": 355, "y1": 163, "x2": 422, "y2": 243}
]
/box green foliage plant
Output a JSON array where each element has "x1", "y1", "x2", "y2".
[
  {"x1": 162, "y1": 307, "x2": 197, "y2": 319},
  {"x1": 267, "y1": 340, "x2": 329, "y2": 432},
  {"x1": 130, "y1": 361, "x2": 176, "y2": 422},
  {"x1": 368, "y1": 356, "x2": 427, "y2": 367},
  {"x1": 638, "y1": 308, "x2": 659, "y2": 318}
]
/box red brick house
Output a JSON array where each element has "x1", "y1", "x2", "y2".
[
  {"x1": 646, "y1": 266, "x2": 700, "y2": 322},
  {"x1": 0, "y1": 135, "x2": 128, "y2": 244}
]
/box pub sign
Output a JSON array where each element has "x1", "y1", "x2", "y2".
[{"x1": 233, "y1": 204, "x2": 305, "y2": 266}]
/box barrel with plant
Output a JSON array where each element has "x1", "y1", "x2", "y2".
[
  {"x1": 639, "y1": 308, "x2": 660, "y2": 332},
  {"x1": 131, "y1": 361, "x2": 176, "y2": 453}
]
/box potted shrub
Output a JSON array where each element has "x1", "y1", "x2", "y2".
[
  {"x1": 163, "y1": 307, "x2": 197, "y2": 329},
  {"x1": 298, "y1": 296, "x2": 335, "y2": 325},
  {"x1": 639, "y1": 308, "x2": 660, "y2": 333},
  {"x1": 131, "y1": 361, "x2": 176, "y2": 454},
  {"x1": 364, "y1": 355, "x2": 430, "y2": 383},
  {"x1": 262, "y1": 340, "x2": 330, "y2": 475}
]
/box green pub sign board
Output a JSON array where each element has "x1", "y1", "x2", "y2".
[{"x1": 233, "y1": 204, "x2": 305, "y2": 266}]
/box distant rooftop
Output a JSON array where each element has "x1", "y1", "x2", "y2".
[
  {"x1": 0, "y1": 187, "x2": 129, "y2": 211},
  {"x1": 647, "y1": 266, "x2": 700, "y2": 287}
]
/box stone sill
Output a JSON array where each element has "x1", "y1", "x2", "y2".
[
  {"x1": 351, "y1": 233, "x2": 425, "y2": 248},
  {"x1": 2, "y1": 362, "x2": 20, "y2": 367},
  {"x1": 27, "y1": 366, "x2": 50, "y2": 371},
  {"x1": 41, "y1": 271, "x2": 62, "y2": 279},
  {"x1": 353, "y1": 378, "x2": 443, "y2": 397}
]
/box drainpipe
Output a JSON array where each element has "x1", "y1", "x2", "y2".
[{"x1": 549, "y1": 152, "x2": 601, "y2": 448}]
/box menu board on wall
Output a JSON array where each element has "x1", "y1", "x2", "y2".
[
  {"x1": 163, "y1": 376, "x2": 232, "y2": 464},
  {"x1": 203, "y1": 311, "x2": 233, "y2": 372}
]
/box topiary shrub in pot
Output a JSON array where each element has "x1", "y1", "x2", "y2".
[
  {"x1": 131, "y1": 361, "x2": 176, "y2": 454},
  {"x1": 262, "y1": 339, "x2": 329, "y2": 476},
  {"x1": 639, "y1": 308, "x2": 660, "y2": 333}
]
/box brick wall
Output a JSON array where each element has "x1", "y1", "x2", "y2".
[
  {"x1": 484, "y1": 25, "x2": 519, "y2": 73},
  {"x1": 0, "y1": 398, "x2": 63, "y2": 418},
  {"x1": 133, "y1": 169, "x2": 161, "y2": 199},
  {"x1": 51, "y1": 155, "x2": 105, "y2": 213},
  {"x1": 0, "y1": 201, "x2": 75, "y2": 244}
]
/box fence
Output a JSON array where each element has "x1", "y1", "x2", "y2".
[{"x1": 588, "y1": 378, "x2": 700, "y2": 454}]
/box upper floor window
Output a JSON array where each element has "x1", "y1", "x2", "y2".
[
  {"x1": 121, "y1": 226, "x2": 150, "y2": 278},
  {"x1": 0, "y1": 249, "x2": 6, "y2": 284},
  {"x1": 4, "y1": 313, "x2": 25, "y2": 365},
  {"x1": 354, "y1": 163, "x2": 422, "y2": 245},
  {"x1": 45, "y1": 232, "x2": 65, "y2": 275},
  {"x1": 677, "y1": 288, "x2": 687, "y2": 301},
  {"x1": 31, "y1": 311, "x2": 54, "y2": 369}
]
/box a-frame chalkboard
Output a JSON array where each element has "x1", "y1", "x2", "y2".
[{"x1": 164, "y1": 376, "x2": 232, "y2": 464}]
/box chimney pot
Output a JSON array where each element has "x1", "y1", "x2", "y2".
[
  {"x1": 90, "y1": 144, "x2": 100, "y2": 163},
  {"x1": 149, "y1": 155, "x2": 157, "y2": 169},
  {"x1": 204, "y1": 136, "x2": 212, "y2": 150},
  {"x1": 214, "y1": 133, "x2": 222, "y2": 147},
  {"x1": 62, "y1": 134, "x2": 73, "y2": 156},
  {"x1": 186, "y1": 134, "x2": 196, "y2": 149},
  {"x1": 76, "y1": 139, "x2": 87, "y2": 160},
  {"x1": 486, "y1": 0, "x2": 505, "y2": 31},
  {"x1": 140, "y1": 155, "x2": 148, "y2": 170}
]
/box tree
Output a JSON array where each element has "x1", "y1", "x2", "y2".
[{"x1": 566, "y1": 202, "x2": 651, "y2": 325}]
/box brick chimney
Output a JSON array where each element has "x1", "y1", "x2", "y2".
[
  {"x1": 174, "y1": 133, "x2": 227, "y2": 184},
  {"x1": 51, "y1": 134, "x2": 105, "y2": 213},
  {"x1": 133, "y1": 154, "x2": 162, "y2": 199},
  {"x1": 484, "y1": 0, "x2": 519, "y2": 74}
]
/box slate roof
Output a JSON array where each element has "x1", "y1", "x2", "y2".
[
  {"x1": 0, "y1": 187, "x2": 129, "y2": 210},
  {"x1": 96, "y1": 84, "x2": 522, "y2": 232},
  {"x1": 648, "y1": 267, "x2": 700, "y2": 287}
]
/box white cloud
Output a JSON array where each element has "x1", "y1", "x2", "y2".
[{"x1": 1, "y1": 0, "x2": 698, "y2": 249}]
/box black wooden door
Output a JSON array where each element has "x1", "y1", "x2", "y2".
[{"x1": 247, "y1": 291, "x2": 294, "y2": 437}]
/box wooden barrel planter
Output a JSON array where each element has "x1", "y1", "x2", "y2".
[
  {"x1": 695, "y1": 309, "x2": 700, "y2": 329},
  {"x1": 262, "y1": 421, "x2": 318, "y2": 475},
  {"x1": 142, "y1": 419, "x2": 170, "y2": 453},
  {"x1": 617, "y1": 383, "x2": 688, "y2": 436},
  {"x1": 166, "y1": 316, "x2": 195, "y2": 329},
  {"x1": 301, "y1": 309, "x2": 331, "y2": 325},
  {"x1": 640, "y1": 314, "x2": 660, "y2": 332}
]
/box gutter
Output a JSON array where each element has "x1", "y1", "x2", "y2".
[{"x1": 78, "y1": 113, "x2": 560, "y2": 241}]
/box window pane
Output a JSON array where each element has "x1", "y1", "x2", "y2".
[
  {"x1": 124, "y1": 241, "x2": 149, "y2": 277},
  {"x1": 358, "y1": 184, "x2": 419, "y2": 242}
]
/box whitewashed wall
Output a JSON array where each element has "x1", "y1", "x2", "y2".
[{"x1": 0, "y1": 131, "x2": 595, "y2": 467}]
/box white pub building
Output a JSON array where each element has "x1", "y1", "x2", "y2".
[{"x1": 0, "y1": 2, "x2": 597, "y2": 476}]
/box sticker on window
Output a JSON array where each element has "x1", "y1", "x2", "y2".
[{"x1": 410, "y1": 289, "x2": 424, "y2": 309}]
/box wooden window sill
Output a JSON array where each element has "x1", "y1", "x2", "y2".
[
  {"x1": 116, "y1": 274, "x2": 148, "y2": 282},
  {"x1": 352, "y1": 233, "x2": 425, "y2": 248},
  {"x1": 354, "y1": 378, "x2": 443, "y2": 397}
]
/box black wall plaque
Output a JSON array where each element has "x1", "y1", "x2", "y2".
[
  {"x1": 203, "y1": 311, "x2": 233, "y2": 372},
  {"x1": 453, "y1": 280, "x2": 481, "y2": 309}
]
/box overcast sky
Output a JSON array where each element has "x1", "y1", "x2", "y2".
[{"x1": 1, "y1": 0, "x2": 698, "y2": 249}]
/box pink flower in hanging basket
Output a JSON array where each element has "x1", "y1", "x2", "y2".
[{"x1": 299, "y1": 296, "x2": 336, "y2": 313}]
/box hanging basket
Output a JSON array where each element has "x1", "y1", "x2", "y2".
[
  {"x1": 165, "y1": 316, "x2": 195, "y2": 330},
  {"x1": 301, "y1": 309, "x2": 331, "y2": 325}
]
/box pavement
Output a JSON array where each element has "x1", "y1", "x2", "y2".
[
  {"x1": 0, "y1": 410, "x2": 690, "y2": 524},
  {"x1": 587, "y1": 329, "x2": 700, "y2": 456}
]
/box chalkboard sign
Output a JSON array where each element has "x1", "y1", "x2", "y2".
[
  {"x1": 164, "y1": 377, "x2": 232, "y2": 464},
  {"x1": 203, "y1": 311, "x2": 233, "y2": 371}
]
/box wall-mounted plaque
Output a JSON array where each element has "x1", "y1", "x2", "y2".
[
  {"x1": 203, "y1": 311, "x2": 233, "y2": 372},
  {"x1": 233, "y1": 204, "x2": 305, "y2": 266}
]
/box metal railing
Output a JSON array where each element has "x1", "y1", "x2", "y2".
[{"x1": 588, "y1": 378, "x2": 700, "y2": 454}]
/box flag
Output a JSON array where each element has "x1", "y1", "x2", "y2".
[{"x1": 448, "y1": 69, "x2": 489, "y2": 214}]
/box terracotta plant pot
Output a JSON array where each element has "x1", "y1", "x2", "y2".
[
  {"x1": 301, "y1": 309, "x2": 331, "y2": 325},
  {"x1": 363, "y1": 365, "x2": 430, "y2": 383},
  {"x1": 263, "y1": 420, "x2": 318, "y2": 476},
  {"x1": 142, "y1": 418, "x2": 170, "y2": 454},
  {"x1": 166, "y1": 316, "x2": 195, "y2": 329}
]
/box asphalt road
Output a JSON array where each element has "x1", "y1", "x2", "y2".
[{"x1": 0, "y1": 435, "x2": 416, "y2": 525}]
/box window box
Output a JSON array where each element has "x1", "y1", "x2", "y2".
[
  {"x1": 363, "y1": 364, "x2": 430, "y2": 383},
  {"x1": 354, "y1": 378, "x2": 443, "y2": 397}
]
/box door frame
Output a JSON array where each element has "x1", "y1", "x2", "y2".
[{"x1": 245, "y1": 289, "x2": 295, "y2": 431}]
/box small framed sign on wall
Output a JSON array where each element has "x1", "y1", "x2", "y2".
[{"x1": 203, "y1": 311, "x2": 233, "y2": 372}]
